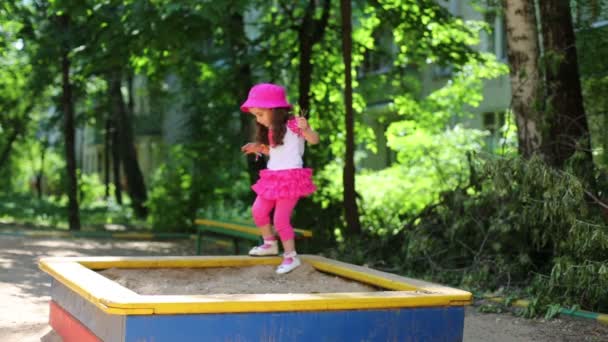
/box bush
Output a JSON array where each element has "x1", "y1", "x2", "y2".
[
  {"x1": 333, "y1": 155, "x2": 608, "y2": 313},
  {"x1": 146, "y1": 145, "x2": 251, "y2": 232},
  {"x1": 147, "y1": 148, "x2": 198, "y2": 232},
  {"x1": 78, "y1": 172, "x2": 106, "y2": 207},
  {"x1": 315, "y1": 126, "x2": 489, "y2": 235}
]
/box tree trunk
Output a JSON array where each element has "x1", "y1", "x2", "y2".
[
  {"x1": 241, "y1": 69, "x2": 266, "y2": 186},
  {"x1": 227, "y1": 12, "x2": 265, "y2": 186},
  {"x1": 36, "y1": 142, "x2": 47, "y2": 199},
  {"x1": 0, "y1": 105, "x2": 32, "y2": 171},
  {"x1": 538, "y1": 0, "x2": 593, "y2": 175},
  {"x1": 503, "y1": 0, "x2": 544, "y2": 158},
  {"x1": 340, "y1": 0, "x2": 362, "y2": 235},
  {"x1": 104, "y1": 118, "x2": 111, "y2": 199},
  {"x1": 111, "y1": 118, "x2": 123, "y2": 205},
  {"x1": 127, "y1": 71, "x2": 135, "y2": 117},
  {"x1": 0, "y1": 129, "x2": 20, "y2": 171},
  {"x1": 59, "y1": 14, "x2": 81, "y2": 231},
  {"x1": 297, "y1": 0, "x2": 331, "y2": 116},
  {"x1": 109, "y1": 71, "x2": 147, "y2": 217},
  {"x1": 604, "y1": 106, "x2": 608, "y2": 167},
  {"x1": 297, "y1": 1, "x2": 315, "y2": 114}
]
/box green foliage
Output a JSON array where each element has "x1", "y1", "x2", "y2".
[
  {"x1": 0, "y1": 193, "x2": 66, "y2": 228},
  {"x1": 391, "y1": 54, "x2": 508, "y2": 131},
  {"x1": 196, "y1": 200, "x2": 250, "y2": 223},
  {"x1": 146, "y1": 145, "x2": 251, "y2": 232},
  {"x1": 0, "y1": 193, "x2": 134, "y2": 229},
  {"x1": 78, "y1": 172, "x2": 106, "y2": 207},
  {"x1": 146, "y1": 146, "x2": 198, "y2": 232},
  {"x1": 10, "y1": 140, "x2": 64, "y2": 195},
  {"x1": 478, "y1": 302, "x2": 507, "y2": 314},
  {"x1": 364, "y1": 126, "x2": 487, "y2": 229},
  {"x1": 333, "y1": 155, "x2": 608, "y2": 314}
]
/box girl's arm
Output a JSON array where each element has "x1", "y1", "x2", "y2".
[
  {"x1": 296, "y1": 117, "x2": 320, "y2": 145},
  {"x1": 241, "y1": 143, "x2": 270, "y2": 155},
  {"x1": 258, "y1": 144, "x2": 270, "y2": 155},
  {"x1": 301, "y1": 127, "x2": 320, "y2": 145}
]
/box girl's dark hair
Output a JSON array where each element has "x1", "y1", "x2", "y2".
[{"x1": 255, "y1": 107, "x2": 292, "y2": 146}]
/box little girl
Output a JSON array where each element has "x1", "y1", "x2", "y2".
[{"x1": 240, "y1": 83, "x2": 319, "y2": 274}]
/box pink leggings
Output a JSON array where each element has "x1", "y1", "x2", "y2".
[{"x1": 252, "y1": 196, "x2": 299, "y2": 241}]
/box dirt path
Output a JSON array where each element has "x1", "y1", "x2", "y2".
[{"x1": 1, "y1": 235, "x2": 606, "y2": 342}]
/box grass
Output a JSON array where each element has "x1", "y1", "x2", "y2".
[{"x1": 0, "y1": 192, "x2": 148, "y2": 231}]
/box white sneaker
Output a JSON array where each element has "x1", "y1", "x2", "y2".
[
  {"x1": 248, "y1": 241, "x2": 279, "y2": 256},
  {"x1": 276, "y1": 254, "x2": 301, "y2": 274}
]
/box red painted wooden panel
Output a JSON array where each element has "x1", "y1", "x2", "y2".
[{"x1": 49, "y1": 301, "x2": 101, "y2": 342}]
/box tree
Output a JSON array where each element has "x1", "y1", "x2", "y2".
[
  {"x1": 502, "y1": 0, "x2": 543, "y2": 158},
  {"x1": 0, "y1": 8, "x2": 34, "y2": 173},
  {"x1": 294, "y1": 0, "x2": 331, "y2": 114},
  {"x1": 340, "y1": 0, "x2": 362, "y2": 234},
  {"x1": 503, "y1": 0, "x2": 593, "y2": 178},
  {"x1": 58, "y1": 13, "x2": 81, "y2": 231},
  {"x1": 538, "y1": 1, "x2": 593, "y2": 173},
  {"x1": 11, "y1": 0, "x2": 87, "y2": 230},
  {"x1": 78, "y1": 1, "x2": 154, "y2": 216},
  {"x1": 108, "y1": 71, "x2": 147, "y2": 215},
  {"x1": 0, "y1": 107, "x2": 31, "y2": 172},
  {"x1": 223, "y1": 6, "x2": 262, "y2": 185}
]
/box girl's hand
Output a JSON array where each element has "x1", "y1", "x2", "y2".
[
  {"x1": 296, "y1": 117, "x2": 310, "y2": 131},
  {"x1": 241, "y1": 142, "x2": 261, "y2": 155}
]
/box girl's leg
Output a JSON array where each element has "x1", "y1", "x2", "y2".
[
  {"x1": 250, "y1": 196, "x2": 278, "y2": 256},
  {"x1": 273, "y1": 198, "x2": 299, "y2": 243},
  {"x1": 273, "y1": 198, "x2": 300, "y2": 274},
  {"x1": 252, "y1": 196, "x2": 275, "y2": 239}
]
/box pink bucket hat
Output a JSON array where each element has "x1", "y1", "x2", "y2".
[{"x1": 240, "y1": 83, "x2": 292, "y2": 112}]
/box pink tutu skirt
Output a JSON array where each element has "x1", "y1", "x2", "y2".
[{"x1": 252, "y1": 168, "x2": 316, "y2": 200}]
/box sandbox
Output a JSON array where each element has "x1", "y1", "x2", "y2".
[{"x1": 39, "y1": 255, "x2": 471, "y2": 341}]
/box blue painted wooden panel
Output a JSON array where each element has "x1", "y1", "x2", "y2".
[{"x1": 125, "y1": 307, "x2": 464, "y2": 342}]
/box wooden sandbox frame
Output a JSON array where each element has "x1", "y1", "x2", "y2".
[{"x1": 39, "y1": 255, "x2": 472, "y2": 341}]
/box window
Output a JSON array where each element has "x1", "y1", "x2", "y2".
[
  {"x1": 98, "y1": 151, "x2": 103, "y2": 174},
  {"x1": 486, "y1": 11, "x2": 507, "y2": 60},
  {"x1": 359, "y1": 25, "x2": 395, "y2": 76},
  {"x1": 432, "y1": 65, "x2": 453, "y2": 79},
  {"x1": 573, "y1": 1, "x2": 608, "y2": 27},
  {"x1": 449, "y1": 0, "x2": 460, "y2": 16},
  {"x1": 483, "y1": 112, "x2": 506, "y2": 135}
]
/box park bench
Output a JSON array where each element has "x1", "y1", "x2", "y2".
[{"x1": 194, "y1": 218, "x2": 313, "y2": 255}]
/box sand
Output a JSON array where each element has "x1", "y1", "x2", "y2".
[{"x1": 98, "y1": 263, "x2": 378, "y2": 295}]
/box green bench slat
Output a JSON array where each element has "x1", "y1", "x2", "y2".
[
  {"x1": 194, "y1": 218, "x2": 313, "y2": 255},
  {"x1": 198, "y1": 226, "x2": 260, "y2": 241}
]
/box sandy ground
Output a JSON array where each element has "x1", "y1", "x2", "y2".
[
  {"x1": 1, "y1": 235, "x2": 607, "y2": 342},
  {"x1": 100, "y1": 264, "x2": 377, "y2": 295}
]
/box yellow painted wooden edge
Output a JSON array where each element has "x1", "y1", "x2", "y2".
[
  {"x1": 195, "y1": 218, "x2": 313, "y2": 238},
  {"x1": 39, "y1": 255, "x2": 471, "y2": 315},
  {"x1": 304, "y1": 258, "x2": 416, "y2": 291},
  {"x1": 301, "y1": 255, "x2": 472, "y2": 299},
  {"x1": 77, "y1": 255, "x2": 283, "y2": 269},
  {"x1": 97, "y1": 301, "x2": 154, "y2": 315},
  {"x1": 38, "y1": 260, "x2": 153, "y2": 315},
  {"x1": 598, "y1": 314, "x2": 608, "y2": 325},
  {"x1": 102, "y1": 292, "x2": 466, "y2": 314}
]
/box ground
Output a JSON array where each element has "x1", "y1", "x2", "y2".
[{"x1": 1, "y1": 235, "x2": 607, "y2": 342}]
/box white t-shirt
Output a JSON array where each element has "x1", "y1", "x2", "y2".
[{"x1": 267, "y1": 122, "x2": 305, "y2": 170}]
